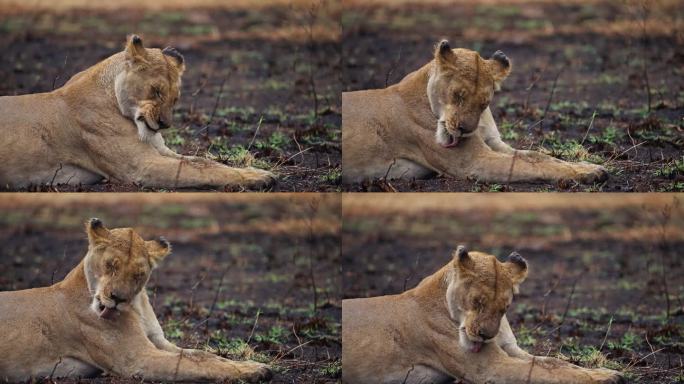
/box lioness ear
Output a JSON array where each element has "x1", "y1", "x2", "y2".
[
  {"x1": 85, "y1": 218, "x2": 111, "y2": 246},
  {"x1": 488, "y1": 50, "x2": 511, "y2": 90},
  {"x1": 162, "y1": 46, "x2": 185, "y2": 72},
  {"x1": 145, "y1": 236, "x2": 171, "y2": 267},
  {"x1": 125, "y1": 34, "x2": 148, "y2": 64},
  {"x1": 452, "y1": 245, "x2": 474, "y2": 271},
  {"x1": 434, "y1": 39, "x2": 455, "y2": 65},
  {"x1": 505, "y1": 251, "x2": 528, "y2": 293}
]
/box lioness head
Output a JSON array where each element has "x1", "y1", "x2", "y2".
[
  {"x1": 446, "y1": 245, "x2": 527, "y2": 353},
  {"x1": 83, "y1": 218, "x2": 171, "y2": 320},
  {"x1": 114, "y1": 35, "x2": 185, "y2": 143},
  {"x1": 428, "y1": 40, "x2": 511, "y2": 147}
]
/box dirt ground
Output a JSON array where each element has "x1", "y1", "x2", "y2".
[
  {"x1": 0, "y1": 0, "x2": 341, "y2": 192},
  {"x1": 342, "y1": 194, "x2": 684, "y2": 383},
  {"x1": 0, "y1": 194, "x2": 341, "y2": 383},
  {"x1": 342, "y1": 0, "x2": 684, "y2": 192}
]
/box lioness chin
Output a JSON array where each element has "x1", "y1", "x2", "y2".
[
  {"x1": 0, "y1": 218, "x2": 272, "y2": 383},
  {"x1": 342, "y1": 246, "x2": 624, "y2": 384},
  {"x1": 0, "y1": 35, "x2": 275, "y2": 190},
  {"x1": 342, "y1": 40, "x2": 608, "y2": 185}
]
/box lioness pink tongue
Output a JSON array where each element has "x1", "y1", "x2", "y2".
[
  {"x1": 470, "y1": 342, "x2": 483, "y2": 353},
  {"x1": 100, "y1": 307, "x2": 116, "y2": 319},
  {"x1": 443, "y1": 135, "x2": 459, "y2": 148}
]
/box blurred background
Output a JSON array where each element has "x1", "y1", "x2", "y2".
[
  {"x1": 0, "y1": 193, "x2": 341, "y2": 383},
  {"x1": 0, "y1": 0, "x2": 341, "y2": 192},
  {"x1": 342, "y1": 0, "x2": 683, "y2": 192},
  {"x1": 342, "y1": 193, "x2": 684, "y2": 383}
]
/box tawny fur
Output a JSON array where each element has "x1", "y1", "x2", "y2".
[
  {"x1": 342, "y1": 247, "x2": 624, "y2": 384},
  {"x1": 0, "y1": 219, "x2": 272, "y2": 383},
  {"x1": 0, "y1": 35, "x2": 274, "y2": 190},
  {"x1": 342, "y1": 41, "x2": 608, "y2": 184}
]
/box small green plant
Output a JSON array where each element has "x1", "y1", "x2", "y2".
[
  {"x1": 542, "y1": 133, "x2": 603, "y2": 163},
  {"x1": 606, "y1": 331, "x2": 641, "y2": 351},
  {"x1": 165, "y1": 127, "x2": 186, "y2": 147},
  {"x1": 588, "y1": 126, "x2": 621, "y2": 147},
  {"x1": 318, "y1": 361, "x2": 342, "y2": 378},
  {"x1": 654, "y1": 157, "x2": 684, "y2": 178},
  {"x1": 499, "y1": 120, "x2": 520, "y2": 141},
  {"x1": 320, "y1": 167, "x2": 341, "y2": 184},
  {"x1": 163, "y1": 319, "x2": 185, "y2": 340},
  {"x1": 255, "y1": 131, "x2": 290, "y2": 152},
  {"x1": 254, "y1": 325, "x2": 288, "y2": 345}
]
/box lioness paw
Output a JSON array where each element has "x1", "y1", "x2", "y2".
[
  {"x1": 591, "y1": 368, "x2": 625, "y2": 384},
  {"x1": 575, "y1": 163, "x2": 609, "y2": 184},
  {"x1": 243, "y1": 168, "x2": 277, "y2": 189},
  {"x1": 238, "y1": 361, "x2": 272, "y2": 383}
]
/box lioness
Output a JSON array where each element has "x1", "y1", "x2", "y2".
[
  {"x1": 0, "y1": 35, "x2": 275, "y2": 190},
  {"x1": 342, "y1": 40, "x2": 608, "y2": 185},
  {"x1": 0, "y1": 218, "x2": 272, "y2": 383},
  {"x1": 342, "y1": 246, "x2": 624, "y2": 384}
]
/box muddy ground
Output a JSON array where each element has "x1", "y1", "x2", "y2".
[
  {"x1": 0, "y1": 194, "x2": 341, "y2": 383},
  {"x1": 342, "y1": 195, "x2": 684, "y2": 383},
  {"x1": 342, "y1": 0, "x2": 684, "y2": 192},
  {"x1": 0, "y1": 1, "x2": 341, "y2": 192}
]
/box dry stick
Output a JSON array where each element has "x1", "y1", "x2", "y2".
[
  {"x1": 247, "y1": 116, "x2": 264, "y2": 151},
  {"x1": 52, "y1": 54, "x2": 68, "y2": 90},
  {"x1": 538, "y1": 65, "x2": 564, "y2": 132},
  {"x1": 305, "y1": 1, "x2": 322, "y2": 118},
  {"x1": 640, "y1": 1, "x2": 652, "y2": 113},
  {"x1": 603, "y1": 141, "x2": 647, "y2": 166},
  {"x1": 540, "y1": 274, "x2": 562, "y2": 318},
  {"x1": 403, "y1": 254, "x2": 420, "y2": 292},
  {"x1": 524, "y1": 67, "x2": 545, "y2": 112},
  {"x1": 292, "y1": 324, "x2": 305, "y2": 359},
  {"x1": 307, "y1": 199, "x2": 320, "y2": 313},
  {"x1": 49, "y1": 163, "x2": 63, "y2": 190},
  {"x1": 196, "y1": 77, "x2": 227, "y2": 137},
  {"x1": 189, "y1": 76, "x2": 208, "y2": 116},
  {"x1": 246, "y1": 309, "x2": 261, "y2": 345},
  {"x1": 580, "y1": 110, "x2": 598, "y2": 145},
  {"x1": 385, "y1": 46, "x2": 403, "y2": 88},
  {"x1": 658, "y1": 203, "x2": 673, "y2": 319},
  {"x1": 549, "y1": 276, "x2": 579, "y2": 339},
  {"x1": 598, "y1": 314, "x2": 614, "y2": 351},
  {"x1": 48, "y1": 357, "x2": 62, "y2": 381}
]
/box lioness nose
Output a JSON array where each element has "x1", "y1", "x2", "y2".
[
  {"x1": 158, "y1": 119, "x2": 170, "y2": 129},
  {"x1": 478, "y1": 330, "x2": 494, "y2": 340},
  {"x1": 110, "y1": 293, "x2": 126, "y2": 305}
]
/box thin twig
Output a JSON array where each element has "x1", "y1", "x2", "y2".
[
  {"x1": 246, "y1": 309, "x2": 261, "y2": 344},
  {"x1": 196, "y1": 77, "x2": 227, "y2": 137},
  {"x1": 247, "y1": 116, "x2": 264, "y2": 151},
  {"x1": 599, "y1": 315, "x2": 614, "y2": 351},
  {"x1": 580, "y1": 110, "x2": 597, "y2": 145}
]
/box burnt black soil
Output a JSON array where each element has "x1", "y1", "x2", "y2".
[
  {"x1": 342, "y1": 199, "x2": 684, "y2": 382},
  {"x1": 0, "y1": 3, "x2": 341, "y2": 192},
  {"x1": 0, "y1": 196, "x2": 341, "y2": 383},
  {"x1": 342, "y1": 1, "x2": 684, "y2": 192}
]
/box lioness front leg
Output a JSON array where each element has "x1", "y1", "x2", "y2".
[
  {"x1": 128, "y1": 152, "x2": 275, "y2": 190},
  {"x1": 434, "y1": 342, "x2": 623, "y2": 384},
  {"x1": 494, "y1": 315, "x2": 533, "y2": 360},
  {"x1": 111, "y1": 346, "x2": 271, "y2": 383},
  {"x1": 476, "y1": 108, "x2": 607, "y2": 183},
  {"x1": 419, "y1": 134, "x2": 607, "y2": 184}
]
